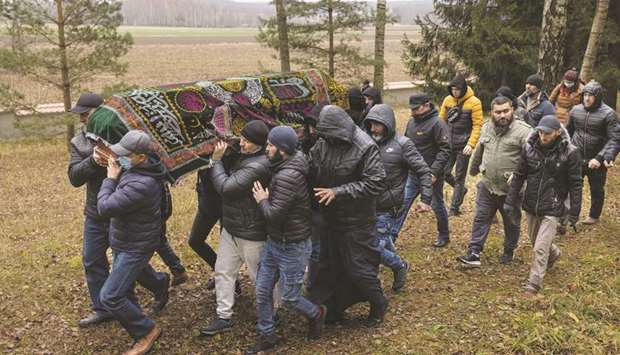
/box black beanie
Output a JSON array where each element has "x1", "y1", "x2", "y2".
[
  {"x1": 526, "y1": 74, "x2": 544, "y2": 90},
  {"x1": 268, "y1": 126, "x2": 298, "y2": 155},
  {"x1": 241, "y1": 120, "x2": 269, "y2": 146}
]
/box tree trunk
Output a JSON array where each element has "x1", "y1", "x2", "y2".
[
  {"x1": 327, "y1": 0, "x2": 334, "y2": 78},
  {"x1": 275, "y1": 0, "x2": 290, "y2": 72},
  {"x1": 373, "y1": 0, "x2": 387, "y2": 95},
  {"x1": 538, "y1": 0, "x2": 568, "y2": 89},
  {"x1": 580, "y1": 0, "x2": 610, "y2": 82},
  {"x1": 55, "y1": 0, "x2": 73, "y2": 149}
]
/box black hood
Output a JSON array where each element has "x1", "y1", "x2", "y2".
[
  {"x1": 317, "y1": 105, "x2": 356, "y2": 144},
  {"x1": 583, "y1": 81, "x2": 604, "y2": 112},
  {"x1": 347, "y1": 87, "x2": 365, "y2": 112},
  {"x1": 131, "y1": 153, "x2": 168, "y2": 181},
  {"x1": 448, "y1": 74, "x2": 467, "y2": 98},
  {"x1": 363, "y1": 104, "x2": 396, "y2": 143},
  {"x1": 362, "y1": 86, "x2": 383, "y2": 104}
]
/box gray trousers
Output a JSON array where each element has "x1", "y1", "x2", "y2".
[
  {"x1": 526, "y1": 213, "x2": 560, "y2": 288},
  {"x1": 468, "y1": 182, "x2": 520, "y2": 254}
]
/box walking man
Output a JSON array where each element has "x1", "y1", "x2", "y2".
[
  {"x1": 517, "y1": 73, "x2": 555, "y2": 128},
  {"x1": 363, "y1": 104, "x2": 432, "y2": 290},
  {"x1": 456, "y1": 96, "x2": 532, "y2": 267},
  {"x1": 247, "y1": 126, "x2": 326, "y2": 353},
  {"x1": 504, "y1": 116, "x2": 582, "y2": 295},
  {"x1": 393, "y1": 93, "x2": 451, "y2": 247},
  {"x1": 439, "y1": 74, "x2": 483, "y2": 216}
]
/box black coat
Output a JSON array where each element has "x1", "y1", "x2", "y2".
[
  {"x1": 258, "y1": 151, "x2": 311, "y2": 242},
  {"x1": 210, "y1": 149, "x2": 271, "y2": 241},
  {"x1": 363, "y1": 104, "x2": 432, "y2": 212},
  {"x1": 567, "y1": 102, "x2": 620, "y2": 163},
  {"x1": 97, "y1": 156, "x2": 167, "y2": 253},
  {"x1": 68, "y1": 130, "x2": 107, "y2": 220},
  {"x1": 506, "y1": 130, "x2": 582, "y2": 218},
  {"x1": 404, "y1": 105, "x2": 452, "y2": 177}
]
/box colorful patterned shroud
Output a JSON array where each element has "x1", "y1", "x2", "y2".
[{"x1": 87, "y1": 69, "x2": 347, "y2": 183}]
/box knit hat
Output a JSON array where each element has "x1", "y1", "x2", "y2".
[
  {"x1": 525, "y1": 74, "x2": 544, "y2": 90},
  {"x1": 240, "y1": 120, "x2": 269, "y2": 146},
  {"x1": 268, "y1": 126, "x2": 298, "y2": 155},
  {"x1": 563, "y1": 68, "x2": 579, "y2": 82}
]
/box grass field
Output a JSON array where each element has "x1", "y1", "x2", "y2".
[
  {"x1": 0, "y1": 111, "x2": 618, "y2": 354},
  {"x1": 0, "y1": 25, "x2": 420, "y2": 106}
]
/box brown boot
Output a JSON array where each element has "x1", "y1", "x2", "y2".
[{"x1": 123, "y1": 325, "x2": 162, "y2": 355}]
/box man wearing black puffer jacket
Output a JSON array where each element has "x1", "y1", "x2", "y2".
[
  {"x1": 97, "y1": 130, "x2": 170, "y2": 355},
  {"x1": 247, "y1": 126, "x2": 326, "y2": 354},
  {"x1": 393, "y1": 93, "x2": 452, "y2": 247},
  {"x1": 567, "y1": 81, "x2": 620, "y2": 225},
  {"x1": 363, "y1": 104, "x2": 432, "y2": 292},
  {"x1": 307, "y1": 105, "x2": 388, "y2": 327},
  {"x1": 505, "y1": 116, "x2": 582, "y2": 296},
  {"x1": 201, "y1": 120, "x2": 272, "y2": 336}
]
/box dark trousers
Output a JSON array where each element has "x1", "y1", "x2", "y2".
[
  {"x1": 583, "y1": 166, "x2": 607, "y2": 219},
  {"x1": 187, "y1": 209, "x2": 218, "y2": 270},
  {"x1": 445, "y1": 150, "x2": 471, "y2": 212},
  {"x1": 82, "y1": 216, "x2": 110, "y2": 314},
  {"x1": 157, "y1": 223, "x2": 185, "y2": 274},
  {"x1": 100, "y1": 250, "x2": 167, "y2": 340},
  {"x1": 468, "y1": 182, "x2": 521, "y2": 254}
]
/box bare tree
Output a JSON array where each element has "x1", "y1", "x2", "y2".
[
  {"x1": 580, "y1": 0, "x2": 610, "y2": 82},
  {"x1": 373, "y1": 0, "x2": 387, "y2": 94},
  {"x1": 538, "y1": 0, "x2": 568, "y2": 89}
]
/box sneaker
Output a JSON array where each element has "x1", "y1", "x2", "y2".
[
  {"x1": 363, "y1": 297, "x2": 388, "y2": 327},
  {"x1": 307, "y1": 305, "x2": 327, "y2": 340},
  {"x1": 547, "y1": 250, "x2": 561, "y2": 270},
  {"x1": 499, "y1": 252, "x2": 513, "y2": 264},
  {"x1": 244, "y1": 333, "x2": 279, "y2": 355},
  {"x1": 432, "y1": 239, "x2": 450, "y2": 248},
  {"x1": 171, "y1": 270, "x2": 189, "y2": 287},
  {"x1": 457, "y1": 251, "x2": 481, "y2": 267},
  {"x1": 200, "y1": 318, "x2": 233, "y2": 336},
  {"x1": 392, "y1": 261, "x2": 410, "y2": 292},
  {"x1": 582, "y1": 217, "x2": 599, "y2": 225},
  {"x1": 448, "y1": 209, "x2": 461, "y2": 217},
  {"x1": 523, "y1": 283, "x2": 539, "y2": 297},
  {"x1": 152, "y1": 273, "x2": 170, "y2": 315},
  {"x1": 557, "y1": 224, "x2": 567, "y2": 236},
  {"x1": 78, "y1": 312, "x2": 113, "y2": 328},
  {"x1": 206, "y1": 277, "x2": 215, "y2": 290}
]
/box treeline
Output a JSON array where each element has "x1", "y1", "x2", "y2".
[{"x1": 120, "y1": 0, "x2": 433, "y2": 27}]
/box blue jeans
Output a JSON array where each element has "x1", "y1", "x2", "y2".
[
  {"x1": 99, "y1": 250, "x2": 167, "y2": 340},
  {"x1": 375, "y1": 213, "x2": 406, "y2": 271},
  {"x1": 393, "y1": 174, "x2": 450, "y2": 242},
  {"x1": 82, "y1": 216, "x2": 110, "y2": 314},
  {"x1": 256, "y1": 238, "x2": 319, "y2": 335}
]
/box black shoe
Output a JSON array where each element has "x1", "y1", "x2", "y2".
[
  {"x1": 307, "y1": 305, "x2": 327, "y2": 340},
  {"x1": 235, "y1": 280, "x2": 242, "y2": 298},
  {"x1": 152, "y1": 273, "x2": 170, "y2": 315},
  {"x1": 200, "y1": 318, "x2": 233, "y2": 336},
  {"x1": 364, "y1": 298, "x2": 388, "y2": 327},
  {"x1": 392, "y1": 261, "x2": 410, "y2": 292},
  {"x1": 499, "y1": 252, "x2": 513, "y2": 264},
  {"x1": 78, "y1": 312, "x2": 113, "y2": 328},
  {"x1": 171, "y1": 270, "x2": 189, "y2": 287},
  {"x1": 557, "y1": 224, "x2": 567, "y2": 236},
  {"x1": 448, "y1": 209, "x2": 461, "y2": 217},
  {"x1": 245, "y1": 333, "x2": 279, "y2": 355},
  {"x1": 433, "y1": 239, "x2": 450, "y2": 248},
  {"x1": 457, "y1": 251, "x2": 481, "y2": 267},
  {"x1": 206, "y1": 277, "x2": 216, "y2": 290}
]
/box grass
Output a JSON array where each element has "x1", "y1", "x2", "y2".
[
  {"x1": 0, "y1": 111, "x2": 619, "y2": 354},
  {"x1": 118, "y1": 26, "x2": 261, "y2": 38}
]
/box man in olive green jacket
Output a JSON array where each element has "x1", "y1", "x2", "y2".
[{"x1": 457, "y1": 96, "x2": 532, "y2": 267}]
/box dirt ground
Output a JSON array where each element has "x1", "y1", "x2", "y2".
[{"x1": 0, "y1": 109, "x2": 618, "y2": 354}]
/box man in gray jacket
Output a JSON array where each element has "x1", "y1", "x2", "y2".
[
  {"x1": 363, "y1": 104, "x2": 432, "y2": 291},
  {"x1": 457, "y1": 96, "x2": 532, "y2": 267}
]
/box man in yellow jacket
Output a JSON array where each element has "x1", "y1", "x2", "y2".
[{"x1": 439, "y1": 74, "x2": 483, "y2": 216}]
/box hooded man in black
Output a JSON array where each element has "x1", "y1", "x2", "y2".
[
  {"x1": 361, "y1": 86, "x2": 383, "y2": 122},
  {"x1": 346, "y1": 87, "x2": 366, "y2": 127},
  {"x1": 307, "y1": 105, "x2": 389, "y2": 327}
]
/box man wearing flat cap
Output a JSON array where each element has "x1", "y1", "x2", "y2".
[
  {"x1": 97, "y1": 130, "x2": 171, "y2": 354},
  {"x1": 504, "y1": 115, "x2": 582, "y2": 296},
  {"x1": 201, "y1": 120, "x2": 272, "y2": 336},
  {"x1": 393, "y1": 93, "x2": 452, "y2": 248}
]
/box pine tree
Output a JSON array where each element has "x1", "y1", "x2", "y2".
[
  {"x1": 257, "y1": 0, "x2": 372, "y2": 79},
  {"x1": 0, "y1": 0, "x2": 133, "y2": 147}
]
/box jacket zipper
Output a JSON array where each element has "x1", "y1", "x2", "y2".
[
  {"x1": 535, "y1": 157, "x2": 545, "y2": 216},
  {"x1": 583, "y1": 111, "x2": 589, "y2": 162}
]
